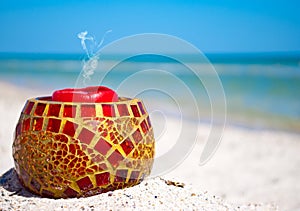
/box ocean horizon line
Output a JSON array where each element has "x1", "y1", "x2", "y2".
[{"x1": 0, "y1": 51, "x2": 300, "y2": 65}]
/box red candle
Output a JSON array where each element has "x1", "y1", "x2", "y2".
[{"x1": 52, "y1": 86, "x2": 118, "y2": 103}]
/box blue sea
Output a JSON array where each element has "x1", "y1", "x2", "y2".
[{"x1": 0, "y1": 52, "x2": 299, "y2": 133}]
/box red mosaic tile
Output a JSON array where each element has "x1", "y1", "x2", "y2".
[
  {"x1": 98, "y1": 163, "x2": 107, "y2": 171},
  {"x1": 47, "y1": 104, "x2": 61, "y2": 117},
  {"x1": 34, "y1": 103, "x2": 46, "y2": 116},
  {"x1": 33, "y1": 117, "x2": 44, "y2": 131},
  {"x1": 69, "y1": 144, "x2": 76, "y2": 154},
  {"x1": 114, "y1": 169, "x2": 128, "y2": 182},
  {"x1": 117, "y1": 104, "x2": 129, "y2": 116},
  {"x1": 81, "y1": 104, "x2": 96, "y2": 117},
  {"x1": 22, "y1": 118, "x2": 31, "y2": 132},
  {"x1": 130, "y1": 105, "x2": 140, "y2": 117},
  {"x1": 76, "y1": 176, "x2": 93, "y2": 191},
  {"x1": 78, "y1": 128, "x2": 94, "y2": 145},
  {"x1": 146, "y1": 116, "x2": 152, "y2": 128},
  {"x1": 63, "y1": 105, "x2": 77, "y2": 118},
  {"x1": 41, "y1": 189, "x2": 54, "y2": 198},
  {"x1": 68, "y1": 159, "x2": 76, "y2": 168},
  {"x1": 55, "y1": 134, "x2": 69, "y2": 143},
  {"x1": 106, "y1": 119, "x2": 114, "y2": 127},
  {"x1": 90, "y1": 165, "x2": 98, "y2": 171},
  {"x1": 63, "y1": 121, "x2": 78, "y2": 137},
  {"x1": 95, "y1": 172, "x2": 110, "y2": 186},
  {"x1": 94, "y1": 138, "x2": 112, "y2": 155},
  {"x1": 30, "y1": 178, "x2": 41, "y2": 191},
  {"x1": 132, "y1": 128, "x2": 142, "y2": 144},
  {"x1": 102, "y1": 104, "x2": 115, "y2": 117},
  {"x1": 57, "y1": 150, "x2": 63, "y2": 156},
  {"x1": 130, "y1": 170, "x2": 140, "y2": 180},
  {"x1": 109, "y1": 133, "x2": 116, "y2": 143},
  {"x1": 137, "y1": 101, "x2": 145, "y2": 115},
  {"x1": 140, "y1": 119, "x2": 149, "y2": 134},
  {"x1": 15, "y1": 122, "x2": 21, "y2": 138},
  {"x1": 47, "y1": 118, "x2": 61, "y2": 133},
  {"x1": 64, "y1": 187, "x2": 78, "y2": 197},
  {"x1": 24, "y1": 101, "x2": 34, "y2": 115},
  {"x1": 108, "y1": 150, "x2": 123, "y2": 167},
  {"x1": 100, "y1": 130, "x2": 108, "y2": 137},
  {"x1": 91, "y1": 155, "x2": 102, "y2": 163},
  {"x1": 120, "y1": 138, "x2": 134, "y2": 155}
]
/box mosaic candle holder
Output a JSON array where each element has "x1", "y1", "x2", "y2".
[{"x1": 12, "y1": 96, "x2": 155, "y2": 198}]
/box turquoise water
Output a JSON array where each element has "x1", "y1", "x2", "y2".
[{"x1": 0, "y1": 52, "x2": 299, "y2": 132}]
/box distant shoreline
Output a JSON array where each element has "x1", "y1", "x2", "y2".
[
  {"x1": 161, "y1": 108, "x2": 300, "y2": 135},
  {"x1": 0, "y1": 51, "x2": 300, "y2": 65}
]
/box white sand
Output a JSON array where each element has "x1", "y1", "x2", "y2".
[
  {"x1": 0, "y1": 81, "x2": 299, "y2": 210},
  {"x1": 0, "y1": 169, "x2": 278, "y2": 210}
]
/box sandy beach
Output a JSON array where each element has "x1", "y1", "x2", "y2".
[
  {"x1": 0, "y1": 81, "x2": 299, "y2": 210},
  {"x1": 0, "y1": 169, "x2": 278, "y2": 210}
]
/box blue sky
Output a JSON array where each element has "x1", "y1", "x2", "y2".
[{"x1": 0, "y1": 0, "x2": 299, "y2": 53}]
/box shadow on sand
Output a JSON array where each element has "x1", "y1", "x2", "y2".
[{"x1": 0, "y1": 168, "x2": 39, "y2": 198}]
